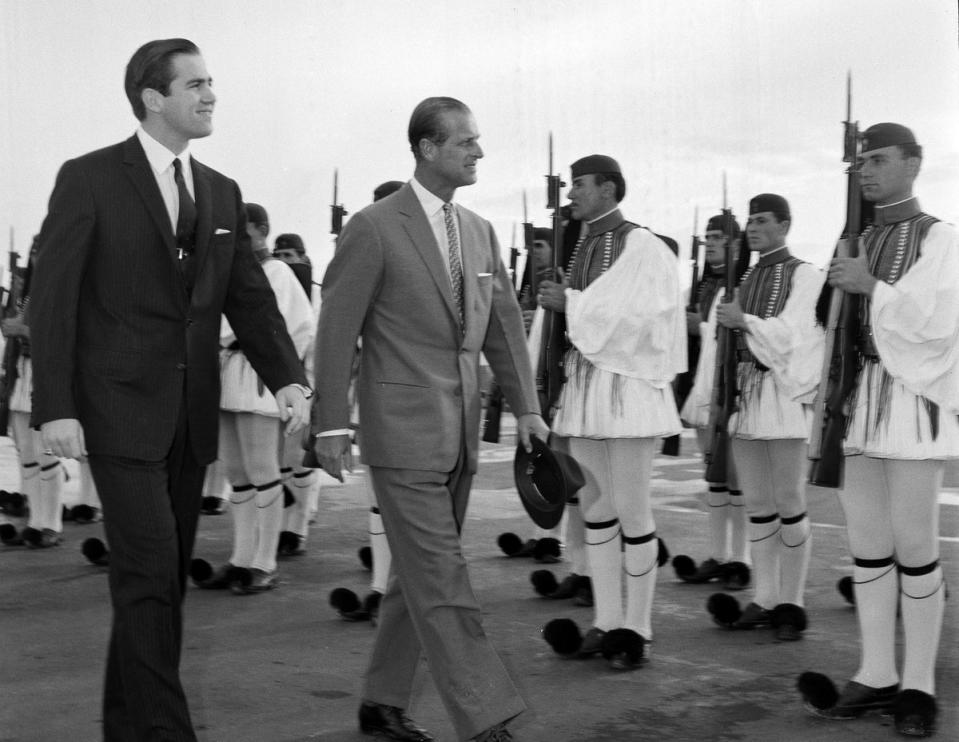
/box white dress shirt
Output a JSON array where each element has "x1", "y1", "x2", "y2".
[
  {"x1": 135, "y1": 127, "x2": 194, "y2": 233},
  {"x1": 409, "y1": 176, "x2": 460, "y2": 281}
]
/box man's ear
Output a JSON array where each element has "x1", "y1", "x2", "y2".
[
  {"x1": 142, "y1": 88, "x2": 164, "y2": 115},
  {"x1": 418, "y1": 138, "x2": 435, "y2": 162}
]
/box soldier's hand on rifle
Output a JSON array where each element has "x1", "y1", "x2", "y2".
[
  {"x1": 715, "y1": 291, "x2": 748, "y2": 330},
  {"x1": 40, "y1": 418, "x2": 87, "y2": 460},
  {"x1": 537, "y1": 268, "x2": 568, "y2": 312},
  {"x1": 516, "y1": 412, "x2": 550, "y2": 453},
  {"x1": 828, "y1": 252, "x2": 878, "y2": 295},
  {"x1": 686, "y1": 309, "x2": 702, "y2": 336},
  {"x1": 0, "y1": 316, "x2": 29, "y2": 339}
]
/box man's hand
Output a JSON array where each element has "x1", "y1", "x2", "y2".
[
  {"x1": 537, "y1": 268, "x2": 569, "y2": 313},
  {"x1": 828, "y1": 252, "x2": 878, "y2": 295},
  {"x1": 275, "y1": 385, "x2": 312, "y2": 436},
  {"x1": 40, "y1": 418, "x2": 86, "y2": 460},
  {"x1": 715, "y1": 293, "x2": 748, "y2": 331},
  {"x1": 686, "y1": 309, "x2": 702, "y2": 336},
  {"x1": 516, "y1": 412, "x2": 550, "y2": 452},
  {"x1": 312, "y1": 433, "x2": 354, "y2": 483}
]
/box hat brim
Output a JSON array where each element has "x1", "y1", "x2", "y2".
[{"x1": 513, "y1": 436, "x2": 585, "y2": 530}]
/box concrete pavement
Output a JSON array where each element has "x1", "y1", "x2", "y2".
[{"x1": 0, "y1": 426, "x2": 956, "y2": 742}]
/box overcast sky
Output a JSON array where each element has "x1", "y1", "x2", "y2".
[{"x1": 2, "y1": 0, "x2": 957, "y2": 282}]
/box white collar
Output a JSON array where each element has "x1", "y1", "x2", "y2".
[
  {"x1": 586, "y1": 206, "x2": 619, "y2": 225},
  {"x1": 410, "y1": 176, "x2": 451, "y2": 217},
  {"x1": 136, "y1": 126, "x2": 192, "y2": 176}
]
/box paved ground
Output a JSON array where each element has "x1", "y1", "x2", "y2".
[{"x1": 1, "y1": 424, "x2": 956, "y2": 742}]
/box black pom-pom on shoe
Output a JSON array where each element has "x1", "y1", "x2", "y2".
[
  {"x1": 707, "y1": 592, "x2": 742, "y2": 628},
  {"x1": 81, "y1": 537, "x2": 110, "y2": 566},
  {"x1": 358, "y1": 545, "x2": 373, "y2": 570},
  {"x1": 722, "y1": 561, "x2": 751, "y2": 590},
  {"x1": 277, "y1": 531, "x2": 303, "y2": 557},
  {"x1": 837, "y1": 575, "x2": 856, "y2": 606},
  {"x1": 497, "y1": 532, "x2": 536, "y2": 557},
  {"x1": 190, "y1": 558, "x2": 213, "y2": 584},
  {"x1": 531, "y1": 569, "x2": 559, "y2": 597},
  {"x1": 797, "y1": 671, "x2": 840, "y2": 711},
  {"x1": 601, "y1": 628, "x2": 645, "y2": 671},
  {"x1": 330, "y1": 587, "x2": 361, "y2": 613},
  {"x1": 671, "y1": 554, "x2": 696, "y2": 580},
  {"x1": 772, "y1": 603, "x2": 807, "y2": 641},
  {"x1": 892, "y1": 689, "x2": 937, "y2": 738},
  {"x1": 542, "y1": 618, "x2": 583, "y2": 656},
  {"x1": 533, "y1": 537, "x2": 561, "y2": 563},
  {"x1": 0, "y1": 523, "x2": 24, "y2": 546},
  {"x1": 71, "y1": 504, "x2": 97, "y2": 524},
  {"x1": 657, "y1": 538, "x2": 670, "y2": 567},
  {"x1": 200, "y1": 495, "x2": 225, "y2": 515}
]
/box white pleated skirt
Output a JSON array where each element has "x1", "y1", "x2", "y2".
[
  {"x1": 728, "y1": 364, "x2": 812, "y2": 441},
  {"x1": 552, "y1": 351, "x2": 681, "y2": 439},
  {"x1": 219, "y1": 349, "x2": 280, "y2": 417},
  {"x1": 844, "y1": 361, "x2": 959, "y2": 460},
  {"x1": 9, "y1": 355, "x2": 32, "y2": 414}
]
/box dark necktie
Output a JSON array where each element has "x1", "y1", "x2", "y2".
[
  {"x1": 172, "y1": 157, "x2": 197, "y2": 292},
  {"x1": 173, "y1": 157, "x2": 197, "y2": 256},
  {"x1": 442, "y1": 203, "x2": 464, "y2": 331}
]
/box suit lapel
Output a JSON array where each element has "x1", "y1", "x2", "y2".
[
  {"x1": 457, "y1": 207, "x2": 481, "y2": 324},
  {"x1": 191, "y1": 158, "x2": 214, "y2": 279},
  {"x1": 122, "y1": 136, "x2": 177, "y2": 256},
  {"x1": 397, "y1": 186, "x2": 459, "y2": 327}
]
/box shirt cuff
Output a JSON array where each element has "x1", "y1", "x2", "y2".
[{"x1": 317, "y1": 429, "x2": 352, "y2": 437}]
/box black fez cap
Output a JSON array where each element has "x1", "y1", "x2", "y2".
[
  {"x1": 570, "y1": 154, "x2": 621, "y2": 178},
  {"x1": 861, "y1": 123, "x2": 918, "y2": 154},
  {"x1": 706, "y1": 214, "x2": 741, "y2": 237},
  {"x1": 245, "y1": 202, "x2": 269, "y2": 229},
  {"x1": 749, "y1": 193, "x2": 791, "y2": 222},
  {"x1": 274, "y1": 233, "x2": 305, "y2": 255},
  {"x1": 532, "y1": 227, "x2": 553, "y2": 243},
  {"x1": 373, "y1": 180, "x2": 404, "y2": 202}
]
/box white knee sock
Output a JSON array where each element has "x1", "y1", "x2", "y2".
[
  {"x1": 748, "y1": 513, "x2": 781, "y2": 609},
  {"x1": 564, "y1": 498, "x2": 588, "y2": 576},
  {"x1": 900, "y1": 561, "x2": 946, "y2": 695},
  {"x1": 706, "y1": 485, "x2": 730, "y2": 561},
  {"x1": 728, "y1": 489, "x2": 748, "y2": 563},
  {"x1": 78, "y1": 461, "x2": 102, "y2": 508},
  {"x1": 252, "y1": 480, "x2": 284, "y2": 573},
  {"x1": 35, "y1": 461, "x2": 64, "y2": 532},
  {"x1": 20, "y1": 460, "x2": 39, "y2": 502},
  {"x1": 286, "y1": 469, "x2": 317, "y2": 539},
  {"x1": 850, "y1": 555, "x2": 899, "y2": 688},
  {"x1": 623, "y1": 531, "x2": 658, "y2": 640},
  {"x1": 779, "y1": 512, "x2": 811, "y2": 606},
  {"x1": 585, "y1": 518, "x2": 623, "y2": 631},
  {"x1": 229, "y1": 484, "x2": 257, "y2": 567},
  {"x1": 369, "y1": 506, "x2": 392, "y2": 594}
]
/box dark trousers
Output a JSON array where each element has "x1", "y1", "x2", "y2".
[{"x1": 88, "y1": 407, "x2": 206, "y2": 742}]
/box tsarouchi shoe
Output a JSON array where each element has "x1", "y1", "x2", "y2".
[
  {"x1": 805, "y1": 679, "x2": 899, "y2": 720},
  {"x1": 231, "y1": 568, "x2": 277, "y2": 595}
]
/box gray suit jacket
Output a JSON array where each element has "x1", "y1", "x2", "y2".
[{"x1": 314, "y1": 182, "x2": 538, "y2": 473}]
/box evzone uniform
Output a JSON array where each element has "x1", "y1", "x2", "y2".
[
  {"x1": 678, "y1": 219, "x2": 749, "y2": 584},
  {"x1": 551, "y1": 206, "x2": 685, "y2": 666},
  {"x1": 712, "y1": 230, "x2": 824, "y2": 637},
  {"x1": 817, "y1": 195, "x2": 959, "y2": 728},
  {"x1": 201, "y1": 256, "x2": 313, "y2": 592}
]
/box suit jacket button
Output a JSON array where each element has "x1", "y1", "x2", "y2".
[{"x1": 176, "y1": 362, "x2": 187, "y2": 371}]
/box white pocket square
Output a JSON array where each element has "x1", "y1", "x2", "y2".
[
  {"x1": 477, "y1": 272, "x2": 492, "y2": 278},
  {"x1": 215, "y1": 228, "x2": 231, "y2": 235}
]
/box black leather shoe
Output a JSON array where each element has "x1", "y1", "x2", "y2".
[
  {"x1": 732, "y1": 602, "x2": 772, "y2": 629},
  {"x1": 807, "y1": 680, "x2": 899, "y2": 720},
  {"x1": 576, "y1": 627, "x2": 607, "y2": 657},
  {"x1": 893, "y1": 689, "x2": 937, "y2": 737},
  {"x1": 358, "y1": 701, "x2": 435, "y2": 741}
]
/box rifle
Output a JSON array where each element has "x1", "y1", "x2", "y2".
[
  {"x1": 808, "y1": 73, "x2": 866, "y2": 489},
  {"x1": 0, "y1": 230, "x2": 22, "y2": 435},
  {"x1": 533, "y1": 134, "x2": 567, "y2": 422},
  {"x1": 330, "y1": 169, "x2": 348, "y2": 236},
  {"x1": 662, "y1": 208, "x2": 703, "y2": 456},
  {"x1": 482, "y1": 216, "x2": 526, "y2": 443},
  {"x1": 704, "y1": 177, "x2": 739, "y2": 483}
]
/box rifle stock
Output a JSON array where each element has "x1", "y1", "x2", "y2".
[{"x1": 0, "y1": 244, "x2": 22, "y2": 435}]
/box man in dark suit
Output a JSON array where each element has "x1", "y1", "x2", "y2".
[
  {"x1": 29, "y1": 38, "x2": 312, "y2": 742},
  {"x1": 313, "y1": 97, "x2": 549, "y2": 742}
]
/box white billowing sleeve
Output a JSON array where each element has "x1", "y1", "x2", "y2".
[
  {"x1": 565, "y1": 229, "x2": 686, "y2": 385},
  {"x1": 262, "y1": 259, "x2": 315, "y2": 359},
  {"x1": 742, "y1": 262, "x2": 825, "y2": 401},
  {"x1": 871, "y1": 222, "x2": 959, "y2": 412}
]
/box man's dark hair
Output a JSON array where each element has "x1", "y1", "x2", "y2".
[
  {"x1": 125, "y1": 38, "x2": 201, "y2": 121},
  {"x1": 899, "y1": 142, "x2": 923, "y2": 161},
  {"x1": 593, "y1": 172, "x2": 626, "y2": 202},
  {"x1": 408, "y1": 97, "x2": 471, "y2": 161}
]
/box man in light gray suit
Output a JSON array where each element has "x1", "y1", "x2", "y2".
[{"x1": 313, "y1": 97, "x2": 548, "y2": 742}]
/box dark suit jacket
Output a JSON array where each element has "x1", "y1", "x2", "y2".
[
  {"x1": 30, "y1": 135, "x2": 306, "y2": 463},
  {"x1": 313, "y1": 183, "x2": 538, "y2": 474}
]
